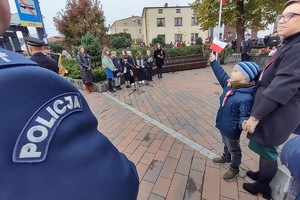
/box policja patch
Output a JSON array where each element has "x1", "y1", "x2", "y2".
[
  {"x1": 13, "y1": 93, "x2": 83, "y2": 163},
  {"x1": 0, "y1": 47, "x2": 139, "y2": 200}
]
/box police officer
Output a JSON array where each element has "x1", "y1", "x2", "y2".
[
  {"x1": 25, "y1": 36, "x2": 59, "y2": 73},
  {"x1": 0, "y1": 1, "x2": 139, "y2": 199}
]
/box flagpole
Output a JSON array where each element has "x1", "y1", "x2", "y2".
[{"x1": 216, "y1": 0, "x2": 223, "y2": 60}]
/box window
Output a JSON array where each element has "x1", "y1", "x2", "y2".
[
  {"x1": 191, "y1": 33, "x2": 199, "y2": 42},
  {"x1": 158, "y1": 9, "x2": 163, "y2": 14},
  {"x1": 123, "y1": 29, "x2": 128, "y2": 33},
  {"x1": 137, "y1": 19, "x2": 142, "y2": 25},
  {"x1": 191, "y1": 17, "x2": 198, "y2": 26},
  {"x1": 174, "y1": 18, "x2": 182, "y2": 26},
  {"x1": 157, "y1": 18, "x2": 165, "y2": 27},
  {"x1": 175, "y1": 34, "x2": 182, "y2": 42},
  {"x1": 176, "y1": 9, "x2": 181, "y2": 13}
]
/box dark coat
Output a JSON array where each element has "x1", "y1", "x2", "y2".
[
  {"x1": 211, "y1": 61, "x2": 256, "y2": 139},
  {"x1": 153, "y1": 49, "x2": 165, "y2": 67},
  {"x1": 30, "y1": 52, "x2": 59, "y2": 73},
  {"x1": 76, "y1": 53, "x2": 93, "y2": 85},
  {"x1": 248, "y1": 31, "x2": 300, "y2": 147},
  {"x1": 281, "y1": 136, "x2": 300, "y2": 181},
  {"x1": 111, "y1": 56, "x2": 123, "y2": 78},
  {"x1": 241, "y1": 39, "x2": 252, "y2": 54},
  {"x1": 144, "y1": 55, "x2": 154, "y2": 68}
]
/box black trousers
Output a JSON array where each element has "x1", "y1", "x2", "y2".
[
  {"x1": 157, "y1": 65, "x2": 163, "y2": 77},
  {"x1": 241, "y1": 54, "x2": 249, "y2": 61},
  {"x1": 108, "y1": 78, "x2": 113, "y2": 92}
]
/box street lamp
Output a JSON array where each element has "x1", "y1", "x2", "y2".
[{"x1": 132, "y1": 18, "x2": 136, "y2": 45}]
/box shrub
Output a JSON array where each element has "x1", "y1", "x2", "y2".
[
  {"x1": 62, "y1": 58, "x2": 107, "y2": 82},
  {"x1": 110, "y1": 36, "x2": 131, "y2": 49},
  {"x1": 92, "y1": 67, "x2": 106, "y2": 83},
  {"x1": 164, "y1": 45, "x2": 202, "y2": 58},
  {"x1": 62, "y1": 58, "x2": 81, "y2": 79}
]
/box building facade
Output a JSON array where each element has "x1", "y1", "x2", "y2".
[
  {"x1": 109, "y1": 16, "x2": 143, "y2": 43},
  {"x1": 141, "y1": 4, "x2": 208, "y2": 46}
]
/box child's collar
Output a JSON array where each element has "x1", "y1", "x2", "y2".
[{"x1": 230, "y1": 81, "x2": 255, "y2": 89}]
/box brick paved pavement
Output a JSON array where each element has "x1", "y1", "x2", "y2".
[{"x1": 82, "y1": 63, "x2": 267, "y2": 200}]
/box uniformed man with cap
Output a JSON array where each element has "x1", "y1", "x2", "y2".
[
  {"x1": 25, "y1": 36, "x2": 59, "y2": 73},
  {"x1": 0, "y1": 1, "x2": 139, "y2": 199}
]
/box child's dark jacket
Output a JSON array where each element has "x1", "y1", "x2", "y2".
[{"x1": 211, "y1": 60, "x2": 256, "y2": 139}]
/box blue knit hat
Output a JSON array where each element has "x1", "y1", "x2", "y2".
[{"x1": 235, "y1": 61, "x2": 259, "y2": 82}]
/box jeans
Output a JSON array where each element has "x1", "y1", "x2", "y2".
[
  {"x1": 114, "y1": 77, "x2": 121, "y2": 87},
  {"x1": 222, "y1": 134, "x2": 242, "y2": 169}
]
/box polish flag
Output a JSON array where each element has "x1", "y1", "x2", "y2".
[
  {"x1": 210, "y1": 38, "x2": 228, "y2": 53},
  {"x1": 222, "y1": 0, "x2": 226, "y2": 5}
]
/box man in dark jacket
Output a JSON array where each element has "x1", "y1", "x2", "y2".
[
  {"x1": 243, "y1": 0, "x2": 300, "y2": 198},
  {"x1": 241, "y1": 33, "x2": 253, "y2": 61},
  {"x1": 25, "y1": 37, "x2": 59, "y2": 73},
  {"x1": 0, "y1": 1, "x2": 139, "y2": 199}
]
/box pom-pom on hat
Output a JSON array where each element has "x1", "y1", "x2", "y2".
[{"x1": 235, "y1": 61, "x2": 259, "y2": 82}]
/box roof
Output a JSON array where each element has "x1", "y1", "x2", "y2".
[
  {"x1": 110, "y1": 15, "x2": 141, "y2": 29},
  {"x1": 141, "y1": 5, "x2": 191, "y2": 17}
]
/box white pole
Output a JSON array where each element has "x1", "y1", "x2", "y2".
[{"x1": 216, "y1": 0, "x2": 223, "y2": 60}]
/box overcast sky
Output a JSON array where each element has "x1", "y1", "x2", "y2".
[{"x1": 8, "y1": 0, "x2": 194, "y2": 37}]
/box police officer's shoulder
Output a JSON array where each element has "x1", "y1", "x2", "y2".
[{"x1": 24, "y1": 37, "x2": 45, "y2": 47}]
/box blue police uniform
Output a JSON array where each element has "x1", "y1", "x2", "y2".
[
  {"x1": 24, "y1": 37, "x2": 59, "y2": 73},
  {"x1": 0, "y1": 48, "x2": 139, "y2": 200}
]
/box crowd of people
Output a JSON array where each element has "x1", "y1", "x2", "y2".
[
  {"x1": 77, "y1": 43, "x2": 165, "y2": 94},
  {"x1": 0, "y1": 0, "x2": 300, "y2": 199}
]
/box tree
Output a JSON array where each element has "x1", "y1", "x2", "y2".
[
  {"x1": 49, "y1": 41, "x2": 64, "y2": 53},
  {"x1": 191, "y1": 0, "x2": 285, "y2": 52},
  {"x1": 150, "y1": 35, "x2": 166, "y2": 47},
  {"x1": 54, "y1": 0, "x2": 107, "y2": 49},
  {"x1": 81, "y1": 32, "x2": 102, "y2": 67},
  {"x1": 110, "y1": 36, "x2": 131, "y2": 49}
]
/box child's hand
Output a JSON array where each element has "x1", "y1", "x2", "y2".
[{"x1": 209, "y1": 53, "x2": 216, "y2": 62}]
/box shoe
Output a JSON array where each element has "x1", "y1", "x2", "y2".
[
  {"x1": 126, "y1": 85, "x2": 131, "y2": 88},
  {"x1": 223, "y1": 166, "x2": 239, "y2": 181},
  {"x1": 142, "y1": 80, "x2": 145, "y2": 84},
  {"x1": 213, "y1": 155, "x2": 231, "y2": 163},
  {"x1": 108, "y1": 90, "x2": 116, "y2": 94},
  {"x1": 246, "y1": 170, "x2": 259, "y2": 180},
  {"x1": 139, "y1": 81, "x2": 142, "y2": 84},
  {"x1": 243, "y1": 182, "x2": 271, "y2": 199},
  {"x1": 116, "y1": 86, "x2": 122, "y2": 90}
]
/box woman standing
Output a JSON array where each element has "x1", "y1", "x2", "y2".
[
  {"x1": 153, "y1": 43, "x2": 165, "y2": 78},
  {"x1": 76, "y1": 46, "x2": 93, "y2": 93},
  {"x1": 101, "y1": 47, "x2": 117, "y2": 93},
  {"x1": 243, "y1": 1, "x2": 300, "y2": 199},
  {"x1": 121, "y1": 50, "x2": 135, "y2": 88},
  {"x1": 144, "y1": 50, "x2": 154, "y2": 82}
]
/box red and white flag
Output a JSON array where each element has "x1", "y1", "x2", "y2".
[
  {"x1": 222, "y1": 0, "x2": 226, "y2": 5},
  {"x1": 210, "y1": 38, "x2": 228, "y2": 53}
]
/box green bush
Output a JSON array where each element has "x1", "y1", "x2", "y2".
[
  {"x1": 92, "y1": 67, "x2": 106, "y2": 83},
  {"x1": 62, "y1": 58, "x2": 81, "y2": 79},
  {"x1": 110, "y1": 36, "x2": 131, "y2": 49},
  {"x1": 62, "y1": 58, "x2": 107, "y2": 82},
  {"x1": 164, "y1": 45, "x2": 202, "y2": 58}
]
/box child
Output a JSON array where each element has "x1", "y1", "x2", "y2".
[
  {"x1": 135, "y1": 51, "x2": 145, "y2": 84},
  {"x1": 111, "y1": 51, "x2": 123, "y2": 90},
  {"x1": 144, "y1": 50, "x2": 154, "y2": 82},
  {"x1": 210, "y1": 53, "x2": 259, "y2": 181}
]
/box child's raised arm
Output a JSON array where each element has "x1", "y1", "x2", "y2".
[{"x1": 210, "y1": 53, "x2": 230, "y2": 89}]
